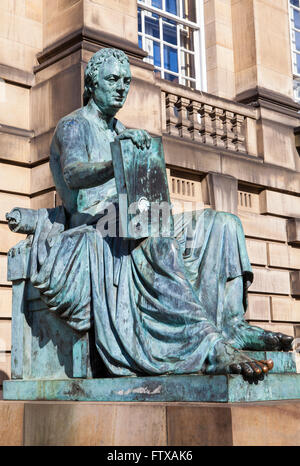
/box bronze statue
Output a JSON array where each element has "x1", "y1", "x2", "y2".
[{"x1": 7, "y1": 48, "x2": 293, "y2": 386}]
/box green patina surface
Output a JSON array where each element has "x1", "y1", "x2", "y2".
[
  {"x1": 3, "y1": 48, "x2": 296, "y2": 401},
  {"x1": 4, "y1": 372, "x2": 300, "y2": 402}
]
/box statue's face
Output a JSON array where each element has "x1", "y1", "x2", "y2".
[{"x1": 92, "y1": 57, "x2": 131, "y2": 116}]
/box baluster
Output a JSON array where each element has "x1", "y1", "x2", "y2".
[
  {"x1": 211, "y1": 107, "x2": 226, "y2": 147},
  {"x1": 223, "y1": 110, "x2": 235, "y2": 151},
  {"x1": 176, "y1": 97, "x2": 191, "y2": 139},
  {"x1": 187, "y1": 101, "x2": 202, "y2": 142},
  {"x1": 232, "y1": 114, "x2": 246, "y2": 152},
  {"x1": 199, "y1": 104, "x2": 214, "y2": 145},
  {"x1": 166, "y1": 93, "x2": 179, "y2": 136}
]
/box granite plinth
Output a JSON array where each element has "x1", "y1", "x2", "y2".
[{"x1": 4, "y1": 372, "x2": 300, "y2": 403}]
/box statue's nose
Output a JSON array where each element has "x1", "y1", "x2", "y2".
[{"x1": 117, "y1": 80, "x2": 125, "y2": 92}]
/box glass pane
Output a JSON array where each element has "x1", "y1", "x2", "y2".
[
  {"x1": 164, "y1": 72, "x2": 179, "y2": 83},
  {"x1": 182, "y1": 0, "x2": 196, "y2": 22},
  {"x1": 291, "y1": 0, "x2": 300, "y2": 7},
  {"x1": 153, "y1": 41, "x2": 161, "y2": 67},
  {"x1": 293, "y1": 78, "x2": 300, "y2": 102},
  {"x1": 138, "y1": 8, "x2": 142, "y2": 33},
  {"x1": 164, "y1": 45, "x2": 178, "y2": 72},
  {"x1": 166, "y1": 0, "x2": 178, "y2": 15},
  {"x1": 297, "y1": 53, "x2": 300, "y2": 74},
  {"x1": 180, "y1": 26, "x2": 194, "y2": 51},
  {"x1": 293, "y1": 9, "x2": 300, "y2": 29},
  {"x1": 181, "y1": 51, "x2": 195, "y2": 79},
  {"x1": 152, "y1": 0, "x2": 162, "y2": 8},
  {"x1": 296, "y1": 30, "x2": 300, "y2": 51},
  {"x1": 145, "y1": 13, "x2": 160, "y2": 38},
  {"x1": 145, "y1": 38, "x2": 161, "y2": 67},
  {"x1": 163, "y1": 20, "x2": 177, "y2": 45},
  {"x1": 138, "y1": 35, "x2": 143, "y2": 49}
]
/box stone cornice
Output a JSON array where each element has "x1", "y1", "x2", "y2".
[
  {"x1": 34, "y1": 27, "x2": 148, "y2": 73},
  {"x1": 235, "y1": 86, "x2": 300, "y2": 119},
  {"x1": 0, "y1": 64, "x2": 34, "y2": 88}
]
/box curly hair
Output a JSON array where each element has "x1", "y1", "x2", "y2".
[{"x1": 83, "y1": 48, "x2": 130, "y2": 106}]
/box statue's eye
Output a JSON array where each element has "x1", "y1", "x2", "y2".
[{"x1": 107, "y1": 76, "x2": 118, "y2": 82}]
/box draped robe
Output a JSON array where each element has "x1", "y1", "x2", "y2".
[{"x1": 29, "y1": 100, "x2": 253, "y2": 376}]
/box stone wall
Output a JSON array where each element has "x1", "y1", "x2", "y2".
[{"x1": 0, "y1": 0, "x2": 300, "y2": 384}]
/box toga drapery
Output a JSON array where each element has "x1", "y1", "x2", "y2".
[{"x1": 28, "y1": 100, "x2": 253, "y2": 376}]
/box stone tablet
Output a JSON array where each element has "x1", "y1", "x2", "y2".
[{"x1": 111, "y1": 136, "x2": 174, "y2": 238}]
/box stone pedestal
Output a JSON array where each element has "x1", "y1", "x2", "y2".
[{"x1": 1, "y1": 399, "x2": 300, "y2": 446}]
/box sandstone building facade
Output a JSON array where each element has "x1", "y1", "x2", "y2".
[{"x1": 0, "y1": 0, "x2": 300, "y2": 385}]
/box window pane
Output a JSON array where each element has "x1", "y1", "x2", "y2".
[
  {"x1": 293, "y1": 78, "x2": 300, "y2": 101},
  {"x1": 182, "y1": 0, "x2": 197, "y2": 22},
  {"x1": 163, "y1": 20, "x2": 177, "y2": 45},
  {"x1": 297, "y1": 53, "x2": 300, "y2": 74},
  {"x1": 153, "y1": 41, "x2": 161, "y2": 67},
  {"x1": 293, "y1": 9, "x2": 300, "y2": 29},
  {"x1": 181, "y1": 51, "x2": 195, "y2": 79},
  {"x1": 291, "y1": 0, "x2": 300, "y2": 7},
  {"x1": 138, "y1": 35, "x2": 143, "y2": 48},
  {"x1": 152, "y1": 0, "x2": 162, "y2": 8},
  {"x1": 145, "y1": 38, "x2": 161, "y2": 67},
  {"x1": 138, "y1": 8, "x2": 142, "y2": 33},
  {"x1": 164, "y1": 45, "x2": 178, "y2": 72},
  {"x1": 164, "y1": 72, "x2": 179, "y2": 83},
  {"x1": 296, "y1": 30, "x2": 300, "y2": 51},
  {"x1": 166, "y1": 0, "x2": 178, "y2": 15},
  {"x1": 145, "y1": 13, "x2": 160, "y2": 38},
  {"x1": 180, "y1": 26, "x2": 194, "y2": 51}
]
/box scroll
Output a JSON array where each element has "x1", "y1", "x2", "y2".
[
  {"x1": 6, "y1": 208, "x2": 38, "y2": 234},
  {"x1": 111, "y1": 137, "x2": 173, "y2": 239}
]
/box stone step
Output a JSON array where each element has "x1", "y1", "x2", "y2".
[
  {"x1": 244, "y1": 351, "x2": 297, "y2": 373},
  {"x1": 4, "y1": 372, "x2": 300, "y2": 403}
]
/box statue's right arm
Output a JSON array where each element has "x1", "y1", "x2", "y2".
[
  {"x1": 63, "y1": 161, "x2": 114, "y2": 190},
  {"x1": 57, "y1": 119, "x2": 114, "y2": 190}
]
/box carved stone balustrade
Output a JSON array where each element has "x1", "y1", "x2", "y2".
[{"x1": 160, "y1": 80, "x2": 258, "y2": 156}]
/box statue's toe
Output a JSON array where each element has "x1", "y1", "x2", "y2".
[
  {"x1": 264, "y1": 333, "x2": 281, "y2": 350},
  {"x1": 276, "y1": 333, "x2": 293, "y2": 351},
  {"x1": 241, "y1": 362, "x2": 255, "y2": 384},
  {"x1": 229, "y1": 363, "x2": 242, "y2": 374}
]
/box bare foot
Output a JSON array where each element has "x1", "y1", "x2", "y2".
[
  {"x1": 225, "y1": 321, "x2": 294, "y2": 352},
  {"x1": 203, "y1": 340, "x2": 273, "y2": 384}
]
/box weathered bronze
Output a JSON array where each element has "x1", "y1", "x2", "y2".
[{"x1": 6, "y1": 48, "x2": 294, "y2": 389}]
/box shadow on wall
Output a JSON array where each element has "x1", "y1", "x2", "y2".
[
  {"x1": 0, "y1": 370, "x2": 9, "y2": 383},
  {"x1": 0, "y1": 370, "x2": 9, "y2": 399}
]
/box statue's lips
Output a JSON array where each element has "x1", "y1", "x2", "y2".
[{"x1": 112, "y1": 97, "x2": 125, "y2": 106}]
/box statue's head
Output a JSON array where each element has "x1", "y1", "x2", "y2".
[{"x1": 83, "y1": 48, "x2": 131, "y2": 117}]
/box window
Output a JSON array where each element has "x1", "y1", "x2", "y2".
[
  {"x1": 289, "y1": 0, "x2": 300, "y2": 102},
  {"x1": 137, "y1": 0, "x2": 206, "y2": 90}
]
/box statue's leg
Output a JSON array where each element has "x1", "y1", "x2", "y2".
[
  {"x1": 222, "y1": 275, "x2": 293, "y2": 351},
  {"x1": 177, "y1": 209, "x2": 293, "y2": 353},
  {"x1": 126, "y1": 235, "x2": 273, "y2": 383}
]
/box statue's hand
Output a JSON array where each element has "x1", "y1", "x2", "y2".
[{"x1": 116, "y1": 129, "x2": 151, "y2": 150}]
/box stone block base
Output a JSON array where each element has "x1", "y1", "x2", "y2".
[
  {"x1": 4, "y1": 372, "x2": 300, "y2": 403},
  {"x1": 1, "y1": 399, "x2": 300, "y2": 445}
]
